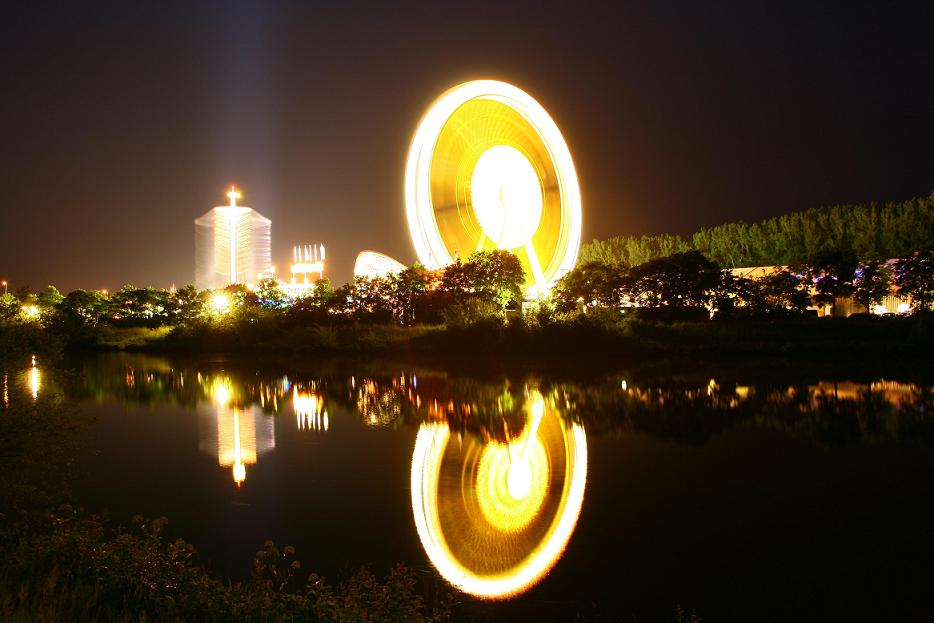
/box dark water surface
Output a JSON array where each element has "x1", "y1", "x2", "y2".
[{"x1": 6, "y1": 353, "x2": 934, "y2": 621}]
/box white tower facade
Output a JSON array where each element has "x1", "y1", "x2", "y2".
[{"x1": 195, "y1": 186, "x2": 272, "y2": 290}]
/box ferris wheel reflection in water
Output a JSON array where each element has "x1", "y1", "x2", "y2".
[{"x1": 410, "y1": 389, "x2": 588, "y2": 599}]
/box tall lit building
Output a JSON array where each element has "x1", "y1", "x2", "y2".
[{"x1": 195, "y1": 186, "x2": 272, "y2": 290}]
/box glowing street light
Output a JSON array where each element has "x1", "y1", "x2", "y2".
[
  {"x1": 210, "y1": 292, "x2": 231, "y2": 314},
  {"x1": 21, "y1": 305, "x2": 40, "y2": 321},
  {"x1": 2, "y1": 280, "x2": 7, "y2": 295}
]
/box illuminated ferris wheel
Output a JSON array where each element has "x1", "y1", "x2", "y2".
[{"x1": 405, "y1": 80, "x2": 583, "y2": 296}]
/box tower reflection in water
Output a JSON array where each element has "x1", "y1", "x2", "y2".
[
  {"x1": 197, "y1": 377, "x2": 275, "y2": 486},
  {"x1": 411, "y1": 389, "x2": 587, "y2": 599}
]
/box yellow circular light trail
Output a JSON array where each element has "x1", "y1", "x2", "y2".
[
  {"x1": 405, "y1": 80, "x2": 582, "y2": 295},
  {"x1": 410, "y1": 394, "x2": 587, "y2": 599},
  {"x1": 475, "y1": 438, "x2": 549, "y2": 533}
]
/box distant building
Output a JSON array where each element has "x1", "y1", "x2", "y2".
[
  {"x1": 353, "y1": 250, "x2": 406, "y2": 279},
  {"x1": 195, "y1": 186, "x2": 272, "y2": 290},
  {"x1": 727, "y1": 264, "x2": 914, "y2": 317},
  {"x1": 281, "y1": 244, "x2": 325, "y2": 298}
]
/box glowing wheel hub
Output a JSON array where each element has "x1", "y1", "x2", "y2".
[{"x1": 471, "y1": 145, "x2": 543, "y2": 249}]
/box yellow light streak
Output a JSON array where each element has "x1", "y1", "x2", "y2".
[
  {"x1": 232, "y1": 407, "x2": 246, "y2": 485},
  {"x1": 29, "y1": 355, "x2": 40, "y2": 401}
]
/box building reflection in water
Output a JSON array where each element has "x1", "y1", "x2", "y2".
[
  {"x1": 197, "y1": 377, "x2": 275, "y2": 486},
  {"x1": 293, "y1": 385, "x2": 328, "y2": 432},
  {"x1": 411, "y1": 389, "x2": 587, "y2": 599}
]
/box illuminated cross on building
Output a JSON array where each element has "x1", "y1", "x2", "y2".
[{"x1": 227, "y1": 185, "x2": 241, "y2": 208}]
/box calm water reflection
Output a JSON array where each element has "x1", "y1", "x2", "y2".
[{"x1": 4, "y1": 353, "x2": 934, "y2": 620}]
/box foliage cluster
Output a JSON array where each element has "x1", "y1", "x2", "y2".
[
  {"x1": 553, "y1": 249, "x2": 934, "y2": 318},
  {"x1": 581, "y1": 191, "x2": 934, "y2": 268},
  {"x1": 1, "y1": 510, "x2": 447, "y2": 623}
]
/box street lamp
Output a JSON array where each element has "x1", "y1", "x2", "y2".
[{"x1": 1, "y1": 280, "x2": 7, "y2": 295}]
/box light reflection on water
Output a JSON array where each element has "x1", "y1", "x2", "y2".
[
  {"x1": 5, "y1": 353, "x2": 934, "y2": 604},
  {"x1": 411, "y1": 389, "x2": 588, "y2": 599}
]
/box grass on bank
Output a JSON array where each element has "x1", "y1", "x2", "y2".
[{"x1": 144, "y1": 311, "x2": 934, "y2": 362}]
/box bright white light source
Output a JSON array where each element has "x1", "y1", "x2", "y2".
[
  {"x1": 897, "y1": 302, "x2": 910, "y2": 314},
  {"x1": 471, "y1": 146, "x2": 543, "y2": 249},
  {"x1": 872, "y1": 304, "x2": 887, "y2": 316},
  {"x1": 213, "y1": 379, "x2": 231, "y2": 406},
  {"x1": 507, "y1": 459, "x2": 533, "y2": 499},
  {"x1": 211, "y1": 293, "x2": 230, "y2": 314}
]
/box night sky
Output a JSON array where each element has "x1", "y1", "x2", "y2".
[{"x1": 2, "y1": 1, "x2": 932, "y2": 292}]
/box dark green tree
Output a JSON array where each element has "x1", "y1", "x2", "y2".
[
  {"x1": 390, "y1": 263, "x2": 434, "y2": 324},
  {"x1": 759, "y1": 269, "x2": 810, "y2": 313},
  {"x1": 808, "y1": 251, "x2": 857, "y2": 317},
  {"x1": 552, "y1": 261, "x2": 624, "y2": 313},
  {"x1": 170, "y1": 285, "x2": 205, "y2": 323},
  {"x1": 439, "y1": 258, "x2": 472, "y2": 294},
  {"x1": 853, "y1": 260, "x2": 893, "y2": 313},
  {"x1": 0, "y1": 293, "x2": 19, "y2": 323},
  {"x1": 36, "y1": 285, "x2": 63, "y2": 310},
  {"x1": 256, "y1": 278, "x2": 288, "y2": 310},
  {"x1": 894, "y1": 250, "x2": 934, "y2": 313},
  {"x1": 623, "y1": 251, "x2": 721, "y2": 308},
  {"x1": 465, "y1": 250, "x2": 525, "y2": 310}
]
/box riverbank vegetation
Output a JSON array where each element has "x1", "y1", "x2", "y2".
[
  {"x1": 580, "y1": 191, "x2": 934, "y2": 268},
  {"x1": 1, "y1": 194, "x2": 932, "y2": 363}
]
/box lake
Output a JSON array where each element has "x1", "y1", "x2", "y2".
[{"x1": 5, "y1": 352, "x2": 934, "y2": 621}]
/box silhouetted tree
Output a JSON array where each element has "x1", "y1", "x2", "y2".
[
  {"x1": 853, "y1": 260, "x2": 893, "y2": 313},
  {"x1": 623, "y1": 251, "x2": 721, "y2": 308},
  {"x1": 552, "y1": 261, "x2": 624, "y2": 313},
  {"x1": 894, "y1": 250, "x2": 934, "y2": 312},
  {"x1": 808, "y1": 251, "x2": 858, "y2": 316},
  {"x1": 759, "y1": 269, "x2": 810, "y2": 313}
]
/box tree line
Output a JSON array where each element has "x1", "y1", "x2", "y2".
[
  {"x1": 553, "y1": 249, "x2": 934, "y2": 317},
  {"x1": 2, "y1": 190, "x2": 933, "y2": 348},
  {"x1": 581, "y1": 191, "x2": 934, "y2": 268},
  {"x1": 0, "y1": 250, "x2": 527, "y2": 336}
]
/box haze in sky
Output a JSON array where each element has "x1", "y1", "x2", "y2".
[{"x1": 1, "y1": 1, "x2": 931, "y2": 291}]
